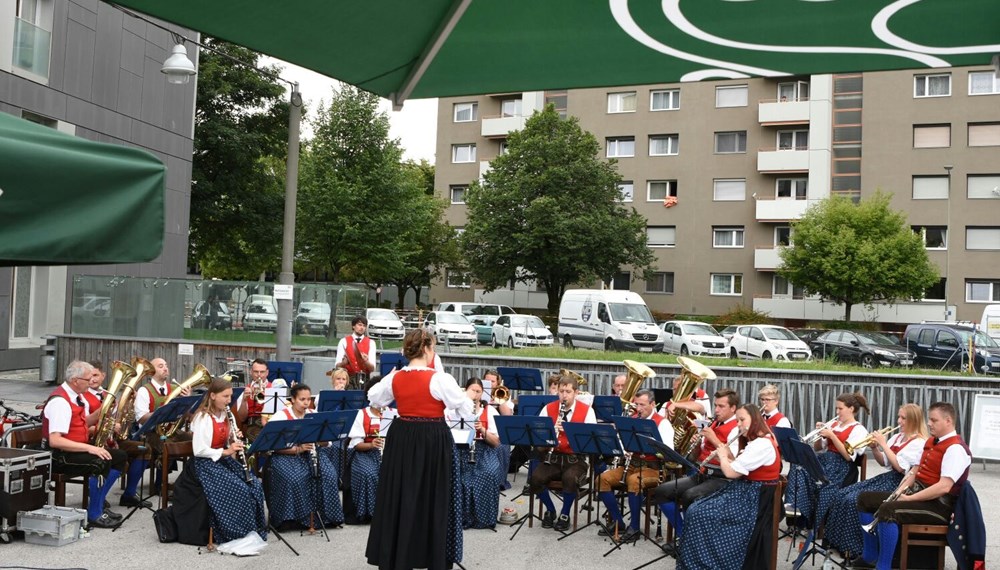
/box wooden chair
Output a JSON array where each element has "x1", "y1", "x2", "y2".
[
  {"x1": 899, "y1": 524, "x2": 948, "y2": 570},
  {"x1": 160, "y1": 440, "x2": 193, "y2": 509},
  {"x1": 10, "y1": 426, "x2": 89, "y2": 509},
  {"x1": 529, "y1": 468, "x2": 592, "y2": 531}
]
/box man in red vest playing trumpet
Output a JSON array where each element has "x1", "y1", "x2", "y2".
[{"x1": 336, "y1": 316, "x2": 376, "y2": 389}]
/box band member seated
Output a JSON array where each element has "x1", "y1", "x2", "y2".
[
  {"x1": 328, "y1": 367, "x2": 350, "y2": 391},
  {"x1": 678, "y1": 404, "x2": 782, "y2": 570},
  {"x1": 757, "y1": 384, "x2": 792, "y2": 429},
  {"x1": 266, "y1": 384, "x2": 344, "y2": 529},
  {"x1": 190, "y1": 377, "x2": 268, "y2": 543},
  {"x1": 236, "y1": 358, "x2": 272, "y2": 443},
  {"x1": 347, "y1": 382, "x2": 392, "y2": 524},
  {"x1": 42, "y1": 361, "x2": 128, "y2": 528},
  {"x1": 852, "y1": 402, "x2": 971, "y2": 570},
  {"x1": 336, "y1": 316, "x2": 376, "y2": 389},
  {"x1": 784, "y1": 392, "x2": 869, "y2": 524},
  {"x1": 597, "y1": 389, "x2": 674, "y2": 542},
  {"x1": 529, "y1": 374, "x2": 597, "y2": 532},
  {"x1": 446, "y1": 378, "x2": 502, "y2": 529},
  {"x1": 653, "y1": 389, "x2": 741, "y2": 535},
  {"x1": 826, "y1": 403, "x2": 927, "y2": 563},
  {"x1": 657, "y1": 374, "x2": 710, "y2": 420},
  {"x1": 483, "y1": 369, "x2": 513, "y2": 491},
  {"x1": 610, "y1": 374, "x2": 627, "y2": 398},
  {"x1": 546, "y1": 374, "x2": 559, "y2": 395}
]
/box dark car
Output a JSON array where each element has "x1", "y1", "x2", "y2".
[
  {"x1": 192, "y1": 301, "x2": 233, "y2": 330},
  {"x1": 902, "y1": 323, "x2": 1000, "y2": 374},
  {"x1": 810, "y1": 330, "x2": 914, "y2": 369},
  {"x1": 792, "y1": 328, "x2": 826, "y2": 344}
]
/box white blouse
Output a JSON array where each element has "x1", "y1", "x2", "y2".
[{"x1": 191, "y1": 410, "x2": 230, "y2": 462}]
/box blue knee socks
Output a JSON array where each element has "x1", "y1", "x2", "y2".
[
  {"x1": 660, "y1": 501, "x2": 683, "y2": 537},
  {"x1": 627, "y1": 493, "x2": 643, "y2": 531},
  {"x1": 876, "y1": 521, "x2": 898, "y2": 570},
  {"x1": 560, "y1": 491, "x2": 575, "y2": 517},
  {"x1": 87, "y1": 468, "x2": 122, "y2": 521},
  {"x1": 538, "y1": 489, "x2": 556, "y2": 513},
  {"x1": 599, "y1": 491, "x2": 624, "y2": 525},
  {"x1": 859, "y1": 512, "x2": 877, "y2": 562},
  {"x1": 124, "y1": 459, "x2": 146, "y2": 498}
]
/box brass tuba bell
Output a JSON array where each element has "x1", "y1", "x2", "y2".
[
  {"x1": 91, "y1": 360, "x2": 136, "y2": 448},
  {"x1": 620, "y1": 359, "x2": 655, "y2": 414},
  {"x1": 157, "y1": 364, "x2": 213, "y2": 439},
  {"x1": 669, "y1": 356, "x2": 716, "y2": 457}
]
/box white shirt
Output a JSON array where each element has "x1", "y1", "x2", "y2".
[
  {"x1": 731, "y1": 436, "x2": 778, "y2": 476},
  {"x1": 934, "y1": 431, "x2": 972, "y2": 482},
  {"x1": 700, "y1": 415, "x2": 740, "y2": 456},
  {"x1": 348, "y1": 408, "x2": 388, "y2": 449},
  {"x1": 134, "y1": 379, "x2": 171, "y2": 425},
  {"x1": 368, "y1": 366, "x2": 473, "y2": 416},
  {"x1": 537, "y1": 400, "x2": 597, "y2": 425},
  {"x1": 646, "y1": 412, "x2": 675, "y2": 450},
  {"x1": 336, "y1": 335, "x2": 377, "y2": 373},
  {"x1": 43, "y1": 382, "x2": 88, "y2": 436},
  {"x1": 763, "y1": 408, "x2": 793, "y2": 429},
  {"x1": 823, "y1": 421, "x2": 869, "y2": 460},
  {"x1": 191, "y1": 411, "x2": 228, "y2": 462},
  {"x1": 885, "y1": 432, "x2": 926, "y2": 471},
  {"x1": 656, "y1": 391, "x2": 710, "y2": 419}
]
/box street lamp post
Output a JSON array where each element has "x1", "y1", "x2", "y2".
[{"x1": 944, "y1": 164, "x2": 953, "y2": 321}]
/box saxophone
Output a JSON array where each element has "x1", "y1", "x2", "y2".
[{"x1": 225, "y1": 407, "x2": 252, "y2": 483}]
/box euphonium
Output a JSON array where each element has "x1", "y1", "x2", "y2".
[
  {"x1": 845, "y1": 425, "x2": 901, "y2": 455},
  {"x1": 157, "y1": 364, "x2": 213, "y2": 439},
  {"x1": 111, "y1": 357, "x2": 154, "y2": 440},
  {"x1": 620, "y1": 359, "x2": 655, "y2": 415},
  {"x1": 669, "y1": 356, "x2": 716, "y2": 457},
  {"x1": 801, "y1": 416, "x2": 839, "y2": 444},
  {"x1": 92, "y1": 360, "x2": 136, "y2": 448}
]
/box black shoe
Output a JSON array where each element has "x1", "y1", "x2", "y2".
[
  {"x1": 541, "y1": 511, "x2": 555, "y2": 529},
  {"x1": 119, "y1": 495, "x2": 152, "y2": 508},
  {"x1": 598, "y1": 521, "x2": 626, "y2": 537},
  {"x1": 103, "y1": 509, "x2": 123, "y2": 521},
  {"x1": 621, "y1": 527, "x2": 641, "y2": 543},
  {"x1": 87, "y1": 513, "x2": 118, "y2": 529},
  {"x1": 103, "y1": 500, "x2": 111, "y2": 510},
  {"x1": 848, "y1": 556, "x2": 875, "y2": 569},
  {"x1": 553, "y1": 514, "x2": 570, "y2": 532}
]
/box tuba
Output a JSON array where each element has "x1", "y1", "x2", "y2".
[
  {"x1": 91, "y1": 360, "x2": 137, "y2": 448},
  {"x1": 620, "y1": 359, "x2": 655, "y2": 415},
  {"x1": 111, "y1": 357, "x2": 154, "y2": 440},
  {"x1": 669, "y1": 356, "x2": 716, "y2": 457},
  {"x1": 559, "y1": 368, "x2": 589, "y2": 393},
  {"x1": 157, "y1": 364, "x2": 213, "y2": 439}
]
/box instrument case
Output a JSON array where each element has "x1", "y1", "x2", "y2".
[
  {"x1": 0, "y1": 448, "x2": 51, "y2": 533},
  {"x1": 17, "y1": 505, "x2": 86, "y2": 546}
]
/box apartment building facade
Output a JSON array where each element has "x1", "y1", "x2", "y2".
[{"x1": 432, "y1": 66, "x2": 1000, "y2": 327}]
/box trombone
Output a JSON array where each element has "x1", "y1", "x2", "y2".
[{"x1": 845, "y1": 425, "x2": 901, "y2": 455}]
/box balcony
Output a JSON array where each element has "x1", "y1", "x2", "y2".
[
  {"x1": 754, "y1": 247, "x2": 784, "y2": 270},
  {"x1": 753, "y1": 296, "x2": 952, "y2": 324},
  {"x1": 757, "y1": 148, "x2": 809, "y2": 173},
  {"x1": 758, "y1": 99, "x2": 810, "y2": 125},
  {"x1": 755, "y1": 198, "x2": 810, "y2": 221},
  {"x1": 482, "y1": 115, "x2": 528, "y2": 138}
]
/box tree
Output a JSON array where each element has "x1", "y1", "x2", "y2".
[
  {"x1": 778, "y1": 192, "x2": 939, "y2": 321},
  {"x1": 190, "y1": 38, "x2": 289, "y2": 279},
  {"x1": 461, "y1": 105, "x2": 655, "y2": 314}
]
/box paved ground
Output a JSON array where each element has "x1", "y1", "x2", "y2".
[{"x1": 1, "y1": 370, "x2": 995, "y2": 569}]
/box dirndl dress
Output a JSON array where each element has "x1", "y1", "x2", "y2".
[
  {"x1": 678, "y1": 479, "x2": 776, "y2": 570},
  {"x1": 268, "y1": 450, "x2": 344, "y2": 527},
  {"x1": 824, "y1": 470, "x2": 903, "y2": 557},
  {"x1": 193, "y1": 455, "x2": 268, "y2": 543},
  {"x1": 365, "y1": 417, "x2": 463, "y2": 570},
  {"x1": 785, "y1": 452, "x2": 852, "y2": 524},
  {"x1": 454, "y1": 442, "x2": 502, "y2": 529},
  {"x1": 496, "y1": 444, "x2": 512, "y2": 490},
  {"x1": 348, "y1": 447, "x2": 381, "y2": 522}
]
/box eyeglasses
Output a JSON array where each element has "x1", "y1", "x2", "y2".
[{"x1": 759, "y1": 397, "x2": 777, "y2": 402}]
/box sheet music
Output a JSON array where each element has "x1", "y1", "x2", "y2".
[{"x1": 263, "y1": 386, "x2": 288, "y2": 415}]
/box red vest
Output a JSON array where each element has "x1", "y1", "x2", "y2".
[
  {"x1": 83, "y1": 391, "x2": 101, "y2": 412},
  {"x1": 745, "y1": 435, "x2": 782, "y2": 481},
  {"x1": 362, "y1": 409, "x2": 382, "y2": 443},
  {"x1": 640, "y1": 413, "x2": 665, "y2": 461},
  {"x1": 698, "y1": 417, "x2": 739, "y2": 464},
  {"x1": 245, "y1": 381, "x2": 272, "y2": 418},
  {"x1": 43, "y1": 386, "x2": 90, "y2": 444},
  {"x1": 764, "y1": 412, "x2": 787, "y2": 429},
  {"x1": 393, "y1": 369, "x2": 445, "y2": 418},
  {"x1": 827, "y1": 422, "x2": 861, "y2": 448},
  {"x1": 345, "y1": 336, "x2": 372, "y2": 375},
  {"x1": 476, "y1": 406, "x2": 490, "y2": 440},
  {"x1": 210, "y1": 415, "x2": 230, "y2": 449},
  {"x1": 890, "y1": 433, "x2": 918, "y2": 454},
  {"x1": 915, "y1": 435, "x2": 971, "y2": 495},
  {"x1": 545, "y1": 400, "x2": 591, "y2": 454}
]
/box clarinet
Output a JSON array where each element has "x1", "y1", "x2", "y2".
[
  {"x1": 225, "y1": 407, "x2": 253, "y2": 483},
  {"x1": 309, "y1": 445, "x2": 319, "y2": 478},
  {"x1": 546, "y1": 402, "x2": 570, "y2": 464},
  {"x1": 468, "y1": 400, "x2": 481, "y2": 464}
]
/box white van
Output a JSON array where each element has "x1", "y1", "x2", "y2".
[
  {"x1": 558, "y1": 289, "x2": 663, "y2": 352},
  {"x1": 982, "y1": 305, "x2": 1000, "y2": 342}
]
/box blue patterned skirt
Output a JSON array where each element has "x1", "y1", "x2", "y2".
[
  {"x1": 455, "y1": 443, "x2": 502, "y2": 529},
  {"x1": 193, "y1": 456, "x2": 268, "y2": 544},
  {"x1": 824, "y1": 470, "x2": 903, "y2": 557},
  {"x1": 679, "y1": 479, "x2": 771, "y2": 570},
  {"x1": 786, "y1": 452, "x2": 852, "y2": 524},
  {"x1": 348, "y1": 447, "x2": 381, "y2": 522},
  {"x1": 268, "y1": 450, "x2": 344, "y2": 527},
  {"x1": 496, "y1": 443, "x2": 512, "y2": 490}
]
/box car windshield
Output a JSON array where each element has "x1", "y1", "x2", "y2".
[
  {"x1": 368, "y1": 309, "x2": 398, "y2": 321},
  {"x1": 763, "y1": 327, "x2": 798, "y2": 341},
  {"x1": 856, "y1": 331, "x2": 899, "y2": 346},
  {"x1": 683, "y1": 323, "x2": 719, "y2": 336},
  {"x1": 511, "y1": 316, "x2": 546, "y2": 328},
  {"x1": 609, "y1": 303, "x2": 655, "y2": 324},
  {"x1": 471, "y1": 305, "x2": 503, "y2": 316},
  {"x1": 438, "y1": 313, "x2": 470, "y2": 324},
  {"x1": 299, "y1": 303, "x2": 329, "y2": 314},
  {"x1": 958, "y1": 329, "x2": 1000, "y2": 348},
  {"x1": 248, "y1": 304, "x2": 275, "y2": 314}
]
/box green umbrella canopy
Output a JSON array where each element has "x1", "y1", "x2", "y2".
[
  {"x1": 113, "y1": 0, "x2": 998, "y2": 105},
  {"x1": 0, "y1": 112, "x2": 165, "y2": 264}
]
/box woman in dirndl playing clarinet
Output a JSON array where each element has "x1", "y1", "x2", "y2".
[
  {"x1": 347, "y1": 382, "x2": 393, "y2": 524},
  {"x1": 445, "y1": 377, "x2": 502, "y2": 530}
]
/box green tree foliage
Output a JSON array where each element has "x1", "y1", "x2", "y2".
[
  {"x1": 461, "y1": 106, "x2": 655, "y2": 314},
  {"x1": 190, "y1": 38, "x2": 289, "y2": 279},
  {"x1": 778, "y1": 193, "x2": 939, "y2": 322}
]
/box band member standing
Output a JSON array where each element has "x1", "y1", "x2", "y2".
[
  {"x1": 529, "y1": 374, "x2": 597, "y2": 532},
  {"x1": 598, "y1": 389, "x2": 674, "y2": 542},
  {"x1": 347, "y1": 384, "x2": 392, "y2": 524},
  {"x1": 757, "y1": 384, "x2": 792, "y2": 429},
  {"x1": 678, "y1": 404, "x2": 782, "y2": 570},
  {"x1": 365, "y1": 329, "x2": 472, "y2": 570},
  {"x1": 42, "y1": 361, "x2": 128, "y2": 528},
  {"x1": 446, "y1": 378, "x2": 502, "y2": 530},
  {"x1": 826, "y1": 404, "x2": 927, "y2": 563},
  {"x1": 236, "y1": 358, "x2": 272, "y2": 443},
  {"x1": 190, "y1": 377, "x2": 268, "y2": 543},
  {"x1": 336, "y1": 316, "x2": 376, "y2": 389},
  {"x1": 854, "y1": 402, "x2": 973, "y2": 570}
]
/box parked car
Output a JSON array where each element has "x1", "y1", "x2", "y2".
[
  {"x1": 810, "y1": 330, "x2": 915, "y2": 368},
  {"x1": 294, "y1": 302, "x2": 331, "y2": 335},
  {"x1": 244, "y1": 302, "x2": 278, "y2": 332},
  {"x1": 728, "y1": 325, "x2": 812, "y2": 362},
  {"x1": 660, "y1": 320, "x2": 728, "y2": 357},
  {"x1": 903, "y1": 322, "x2": 1000, "y2": 374},
  {"x1": 492, "y1": 314, "x2": 554, "y2": 348},
  {"x1": 792, "y1": 328, "x2": 826, "y2": 344},
  {"x1": 469, "y1": 314, "x2": 498, "y2": 345},
  {"x1": 436, "y1": 302, "x2": 516, "y2": 317},
  {"x1": 192, "y1": 301, "x2": 233, "y2": 330},
  {"x1": 423, "y1": 311, "x2": 477, "y2": 346},
  {"x1": 72, "y1": 296, "x2": 111, "y2": 320},
  {"x1": 718, "y1": 325, "x2": 739, "y2": 342},
  {"x1": 366, "y1": 308, "x2": 405, "y2": 340}
]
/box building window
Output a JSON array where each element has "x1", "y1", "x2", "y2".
[
  {"x1": 912, "y1": 226, "x2": 947, "y2": 249},
  {"x1": 777, "y1": 81, "x2": 809, "y2": 102},
  {"x1": 500, "y1": 97, "x2": 522, "y2": 117},
  {"x1": 775, "y1": 226, "x2": 792, "y2": 246},
  {"x1": 713, "y1": 179, "x2": 746, "y2": 201},
  {"x1": 446, "y1": 270, "x2": 471, "y2": 289},
  {"x1": 715, "y1": 85, "x2": 748, "y2": 108},
  {"x1": 650, "y1": 89, "x2": 680, "y2": 111},
  {"x1": 498, "y1": 140, "x2": 508, "y2": 155},
  {"x1": 923, "y1": 278, "x2": 946, "y2": 301},
  {"x1": 646, "y1": 272, "x2": 675, "y2": 294},
  {"x1": 649, "y1": 134, "x2": 679, "y2": 156},
  {"x1": 646, "y1": 226, "x2": 676, "y2": 248},
  {"x1": 647, "y1": 180, "x2": 678, "y2": 201},
  {"x1": 714, "y1": 131, "x2": 747, "y2": 154},
  {"x1": 913, "y1": 124, "x2": 951, "y2": 148},
  {"x1": 969, "y1": 71, "x2": 1000, "y2": 95},
  {"x1": 607, "y1": 137, "x2": 635, "y2": 158},
  {"x1": 777, "y1": 129, "x2": 809, "y2": 150},
  {"x1": 607, "y1": 91, "x2": 637, "y2": 113},
  {"x1": 967, "y1": 280, "x2": 1000, "y2": 302},
  {"x1": 914, "y1": 73, "x2": 951, "y2": 98},
  {"x1": 776, "y1": 178, "x2": 807, "y2": 200},
  {"x1": 12, "y1": 0, "x2": 53, "y2": 80},
  {"x1": 713, "y1": 227, "x2": 745, "y2": 248},
  {"x1": 617, "y1": 181, "x2": 634, "y2": 203},
  {"x1": 453, "y1": 102, "x2": 478, "y2": 122},
  {"x1": 451, "y1": 144, "x2": 476, "y2": 163},
  {"x1": 449, "y1": 185, "x2": 467, "y2": 204},
  {"x1": 545, "y1": 90, "x2": 568, "y2": 119},
  {"x1": 611, "y1": 271, "x2": 631, "y2": 290},
  {"x1": 711, "y1": 274, "x2": 743, "y2": 296},
  {"x1": 912, "y1": 176, "x2": 949, "y2": 200},
  {"x1": 772, "y1": 275, "x2": 804, "y2": 298},
  {"x1": 968, "y1": 175, "x2": 1000, "y2": 199},
  {"x1": 966, "y1": 227, "x2": 1000, "y2": 250},
  {"x1": 968, "y1": 123, "x2": 1000, "y2": 147}
]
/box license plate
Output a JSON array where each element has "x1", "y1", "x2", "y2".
[
  {"x1": 899, "y1": 360, "x2": 913, "y2": 366},
  {"x1": 790, "y1": 354, "x2": 806, "y2": 360},
  {"x1": 639, "y1": 347, "x2": 653, "y2": 353}
]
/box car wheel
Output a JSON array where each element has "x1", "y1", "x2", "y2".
[
  {"x1": 564, "y1": 335, "x2": 574, "y2": 349},
  {"x1": 761, "y1": 351, "x2": 773, "y2": 361},
  {"x1": 507, "y1": 337, "x2": 515, "y2": 349},
  {"x1": 730, "y1": 347, "x2": 738, "y2": 359},
  {"x1": 492, "y1": 335, "x2": 500, "y2": 349},
  {"x1": 860, "y1": 354, "x2": 876, "y2": 369},
  {"x1": 680, "y1": 345, "x2": 689, "y2": 356},
  {"x1": 605, "y1": 338, "x2": 615, "y2": 352}
]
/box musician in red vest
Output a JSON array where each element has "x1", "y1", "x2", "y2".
[
  {"x1": 336, "y1": 316, "x2": 376, "y2": 389},
  {"x1": 84, "y1": 360, "x2": 106, "y2": 411},
  {"x1": 42, "y1": 360, "x2": 128, "y2": 529},
  {"x1": 529, "y1": 374, "x2": 597, "y2": 532},
  {"x1": 597, "y1": 389, "x2": 675, "y2": 542},
  {"x1": 854, "y1": 402, "x2": 972, "y2": 570},
  {"x1": 758, "y1": 384, "x2": 792, "y2": 429},
  {"x1": 235, "y1": 358, "x2": 273, "y2": 442}
]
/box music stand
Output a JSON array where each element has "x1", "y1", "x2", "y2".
[
  {"x1": 495, "y1": 416, "x2": 557, "y2": 541},
  {"x1": 783, "y1": 438, "x2": 832, "y2": 570},
  {"x1": 556, "y1": 423, "x2": 624, "y2": 540},
  {"x1": 267, "y1": 361, "x2": 303, "y2": 385},
  {"x1": 516, "y1": 395, "x2": 558, "y2": 417},
  {"x1": 496, "y1": 367, "x2": 544, "y2": 392},
  {"x1": 317, "y1": 390, "x2": 366, "y2": 412},
  {"x1": 247, "y1": 419, "x2": 310, "y2": 555},
  {"x1": 379, "y1": 353, "x2": 407, "y2": 377},
  {"x1": 592, "y1": 396, "x2": 623, "y2": 423},
  {"x1": 629, "y1": 435, "x2": 697, "y2": 570}
]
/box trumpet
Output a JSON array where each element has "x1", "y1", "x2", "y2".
[
  {"x1": 802, "y1": 416, "x2": 838, "y2": 444},
  {"x1": 845, "y1": 425, "x2": 901, "y2": 455},
  {"x1": 862, "y1": 466, "x2": 917, "y2": 533}
]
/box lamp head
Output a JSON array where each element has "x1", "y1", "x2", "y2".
[{"x1": 161, "y1": 43, "x2": 197, "y2": 84}]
